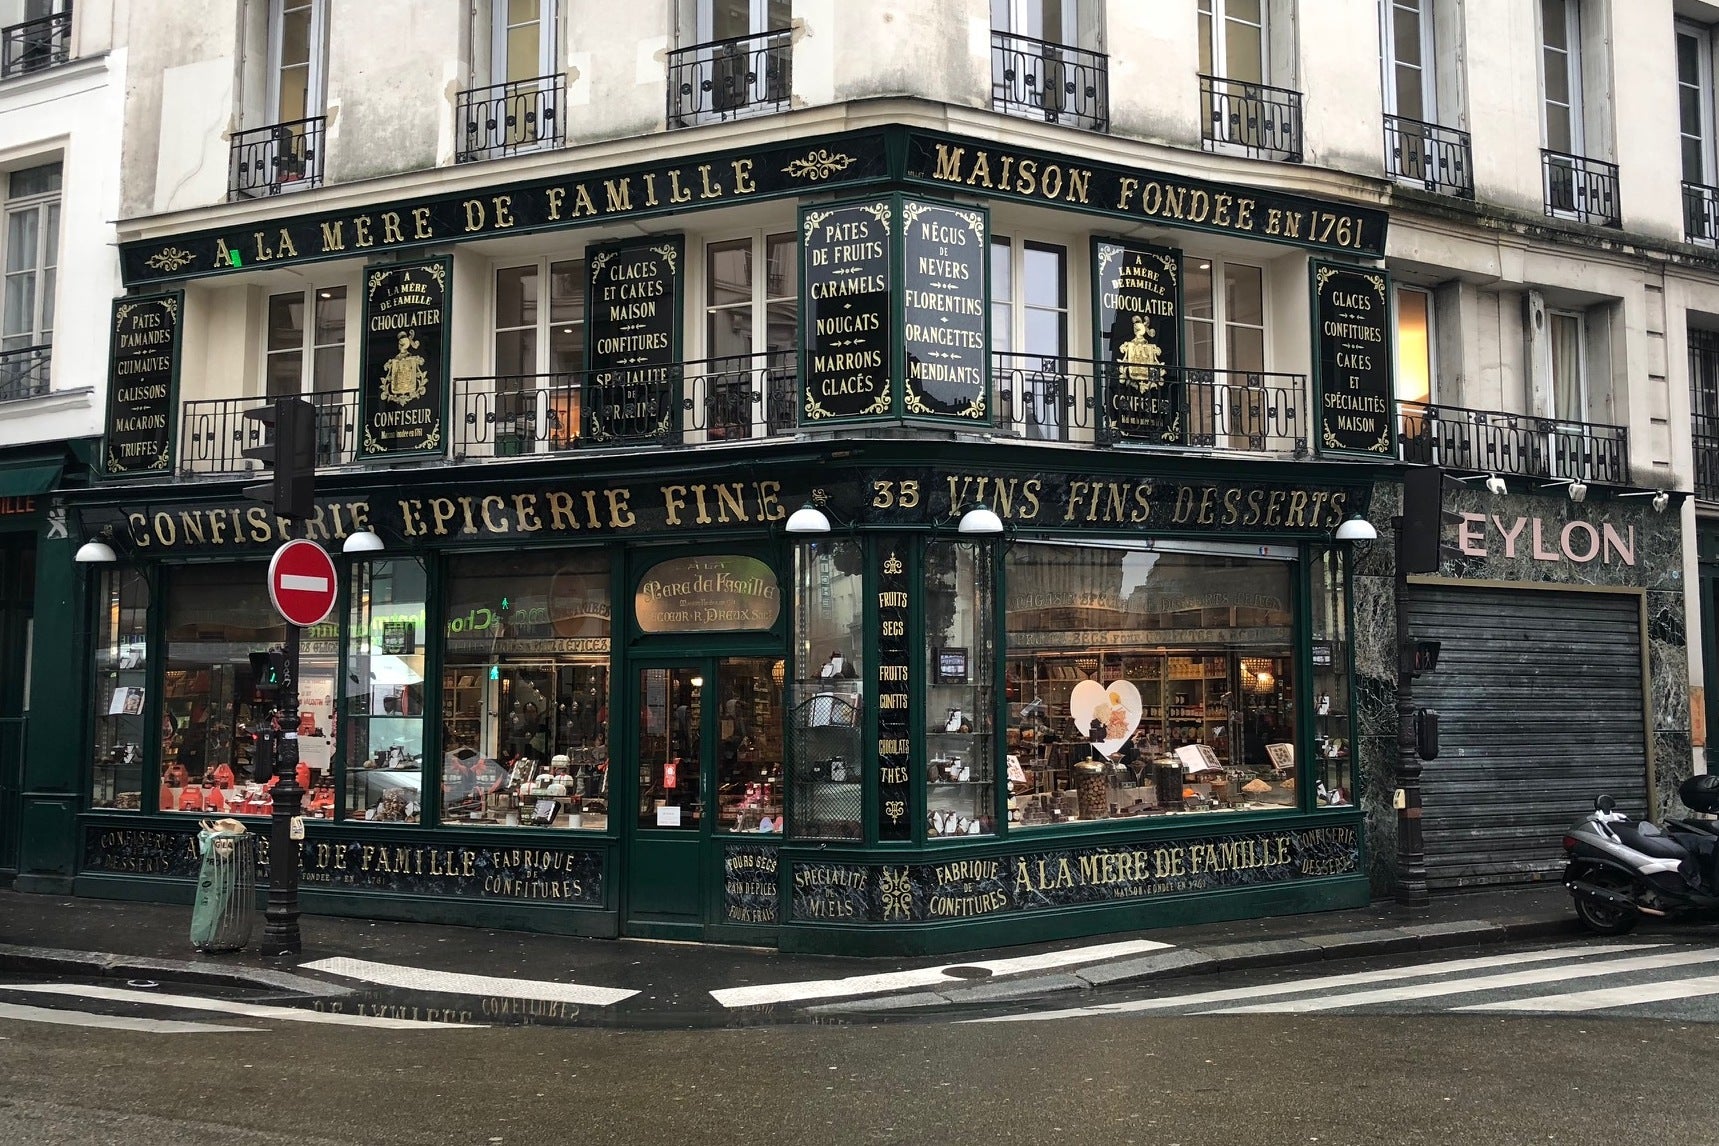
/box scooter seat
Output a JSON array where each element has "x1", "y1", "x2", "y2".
[{"x1": 1616, "y1": 824, "x2": 1690, "y2": 861}]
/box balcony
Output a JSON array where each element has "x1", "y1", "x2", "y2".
[
  {"x1": 0, "y1": 8, "x2": 70, "y2": 79},
  {"x1": 667, "y1": 29, "x2": 791, "y2": 129},
  {"x1": 1684, "y1": 181, "x2": 1719, "y2": 247},
  {"x1": 0, "y1": 344, "x2": 49, "y2": 402},
  {"x1": 1397, "y1": 401, "x2": 1628, "y2": 485},
  {"x1": 456, "y1": 74, "x2": 564, "y2": 163},
  {"x1": 179, "y1": 391, "x2": 357, "y2": 475},
  {"x1": 990, "y1": 31, "x2": 1108, "y2": 133},
  {"x1": 1200, "y1": 74, "x2": 1302, "y2": 163},
  {"x1": 1383, "y1": 114, "x2": 1473, "y2": 199},
  {"x1": 992, "y1": 354, "x2": 1309, "y2": 458},
  {"x1": 229, "y1": 116, "x2": 325, "y2": 200},
  {"x1": 1541, "y1": 149, "x2": 1620, "y2": 228},
  {"x1": 452, "y1": 352, "x2": 797, "y2": 459}
]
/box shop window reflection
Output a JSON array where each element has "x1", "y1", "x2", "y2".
[
  {"x1": 440, "y1": 551, "x2": 610, "y2": 830},
  {"x1": 90, "y1": 568, "x2": 149, "y2": 810},
  {"x1": 715, "y1": 657, "x2": 786, "y2": 832},
  {"x1": 1309, "y1": 547, "x2": 1352, "y2": 805},
  {"x1": 788, "y1": 538, "x2": 865, "y2": 839},
  {"x1": 1004, "y1": 541, "x2": 1299, "y2": 828},
  {"x1": 925, "y1": 541, "x2": 995, "y2": 837},
  {"x1": 342, "y1": 558, "x2": 427, "y2": 824}
]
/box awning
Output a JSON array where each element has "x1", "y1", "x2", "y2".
[{"x1": 0, "y1": 462, "x2": 59, "y2": 498}]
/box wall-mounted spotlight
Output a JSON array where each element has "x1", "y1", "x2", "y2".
[
  {"x1": 342, "y1": 530, "x2": 385, "y2": 554},
  {"x1": 1619, "y1": 489, "x2": 1675, "y2": 513},
  {"x1": 956, "y1": 503, "x2": 1005, "y2": 535},
  {"x1": 1539, "y1": 477, "x2": 1586, "y2": 503},
  {"x1": 1485, "y1": 474, "x2": 1507, "y2": 496},
  {"x1": 784, "y1": 503, "x2": 832, "y2": 534},
  {"x1": 1333, "y1": 514, "x2": 1378, "y2": 541},
  {"x1": 74, "y1": 539, "x2": 117, "y2": 563}
]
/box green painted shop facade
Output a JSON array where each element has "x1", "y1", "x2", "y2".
[{"x1": 9, "y1": 122, "x2": 1398, "y2": 955}]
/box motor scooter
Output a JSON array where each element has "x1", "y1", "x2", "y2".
[{"x1": 1562, "y1": 774, "x2": 1719, "y2": 935}]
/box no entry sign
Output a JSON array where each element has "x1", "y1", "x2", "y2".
[{"x1": 268, "y1": 539, "x2": 338, "y2": 627}]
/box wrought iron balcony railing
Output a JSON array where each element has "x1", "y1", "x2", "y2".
[
  {"x1": 1, "y1": 9, "x2": 70, "y2": 78},
  {"x1": 990, "y1": 31, "x2": 1108, "y2": 133},
  {"x1": 179, "y1": 390, "x2": 357, "y2": 475},
  {"x1": 1684, "y1": 181, "x2": 1719, "y2": 247},
  {"x1": 1541, "y1": 148, "x2": 1620, "y2": 227},
  {"x1": 1397, "y1": 400, "x2": 1628, "y2": 485},
  {"x1": 1383, "y1": 113, "x2": 1473, "y2": 198},
  {"x1": 0, "y1": 343, "x2": 50, "y2": 402},
  {"x1": 455, "y1": 73, "x2": 564, "y2": 163},
  {"x1": 229, "y1": 116, "x2": 325, "y2": 200},
  {"x1": 992, "y1": 353, "x2": 1309, "y2": 457},
  {"x1": 1200, "y1": 74, "x2": 1302, "y2": 162},
  {"x1": 453, "y1": 351, "x2": 797, "y2": 459},
  {"x1": 668, "y1": 29, "x2": 791, "y2": 129}
]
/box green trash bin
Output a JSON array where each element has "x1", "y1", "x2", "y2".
[{"x1": 190, "y1": 818, "x2": 256, "y2": 953}]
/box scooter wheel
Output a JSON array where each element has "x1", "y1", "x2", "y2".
[{"x1": 1572, "y1": 890, "x2": 1639, "y2": 936}]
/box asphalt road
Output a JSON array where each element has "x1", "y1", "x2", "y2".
[{"x1": 0, "y1": 999, "x2": 1711, "y2": 1145}]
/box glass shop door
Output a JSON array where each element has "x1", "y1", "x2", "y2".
[{"x1": 625, "y1": 662, "x2": 711, "y2": 932}]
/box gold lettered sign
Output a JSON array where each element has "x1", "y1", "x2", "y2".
[
  {"x1": 900, "y1": 199, "x2": 987, "y2": 421},
  {"x1": 359, "y1": 258, "x2": 450, "y2": 458},
  {"x1": 103, "y1": 293, "x2": 183, "y2": 476},
  {"x1": 1313, "y1": 261, "x2": 1394, "y2": 456},
  {"x1": 634, "y1": 554, "x2": 780, "y2": 633},
  {"x1": 585, "y1": 237, "x2": 683, "y2": 442},
  {"x1": 1093, "y1": 239, "x2": 1182, "y2": 444},
  {"x1": 801, "y1": 200, "x2": 894, "y2": 421}
]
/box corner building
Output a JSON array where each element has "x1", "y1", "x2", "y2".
[{"x1": 33, "y1": 0, "x2": 1709, "y2": 953}]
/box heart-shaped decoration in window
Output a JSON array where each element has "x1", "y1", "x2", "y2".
[{"x1": 1067, "y1": 678, "x2": 1143, "y2": 759}]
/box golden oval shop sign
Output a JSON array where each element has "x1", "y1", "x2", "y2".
[{"x1": 635, "y1": 555, "x2": 780, "y2": 633}]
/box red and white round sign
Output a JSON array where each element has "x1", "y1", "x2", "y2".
[{"x1": 268, "y1": 539, "x2": 338, "y2": 628}]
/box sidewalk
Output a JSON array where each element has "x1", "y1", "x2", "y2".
[{"x1": 0, "y1": 883, "x2": 1582, "y2": 1024}]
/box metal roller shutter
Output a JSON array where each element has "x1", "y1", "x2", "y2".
[{"x1": 1405, "y1": 585, "x2": 1648, "y2": 889}]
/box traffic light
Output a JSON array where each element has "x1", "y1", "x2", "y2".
[
  {"x1": 1398, "y1": 465, "x2": 1464, "y2": 574},
  {"x1": 242, "y1": 723, "x2": 277, "y2": 783},
  {"x1": 241, "y1": 396, "x2": 316, "y2": 521},
  {"x1": 247, "y1": 650, "x2": 287, "y2": 704}
]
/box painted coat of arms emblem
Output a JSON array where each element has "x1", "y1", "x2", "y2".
[{"x1": 380, "y1": 330, "x2": 428, "y2": 405}]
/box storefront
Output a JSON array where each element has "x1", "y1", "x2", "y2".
[
  {"x1": 1355, "y1": 481, "x2": 1689, "y2": 893},
  {"x1": 65, "y1": 449, "x2": 1371, "y2": 951}
]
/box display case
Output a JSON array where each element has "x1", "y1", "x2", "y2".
[
  {"x1": 924, "y1": 541, "x2": 994, "y2": 838},
  {"x1": 788, "y1": 538, "x2": 867, "y2": 840}
]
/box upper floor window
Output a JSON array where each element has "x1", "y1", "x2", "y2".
[
  {"x1": 1380, "y1": 0, "x2": 1472, "y2": 197},
  {"x1": 2, "y1": 161, "x2": 57, "y2": 355},
  {"x1": 266, "y1": 286, "x2": 346, "y2": 398},
  {"x1": 1198, "y1": 0, "x2": 1301, "y2": 161},
  {"x1": 0, "y1": 0, "x2": 72, "y2": 79},
  {"x1": 232, "y1": 0, "x2": 328, "y2": 197},
  {"x1": 1549, "y1": 308, "x2": 1586, "y2": 422},
  {"x1": 1679, "y1": 22, "x2": 1714, "y2": 188},
  {"x1": 1381, "y1": 0, "x2": 1433, "y2": 123},
  {"x1": 990, "y1": 0, "x2": 1109, "y2": 132},
  {"x1": 1199, "y1": 0, "x2": 1265, "y2": 86},
  {"x1": 491, "y1": 0, "x2": 558, "y2": 85},
  {"x1": 268, "y1": 0, "x2": 327, "y2": 128},
  {"x1": 1394, "y1": 285, "x2": 1433, "y2": 405},
  {"x1": 489, "y1": 258, "x2": 585, "y2": 452},
  {"x1": 669, "y1": 0, "x2": 790, "y2": 127},
  {"x1": 698, "y1": 0, "x2": 789, "y2": 43},
  {"x1": 1538, "y1": 0, "x2": 1618, "y2": 225},
  {"x1": 991, "y1": 0, "x2": 1077, "y2": 45},
  {"x1": 1540, "y1": 0, "x2": 1583, "y2": 155},
  {"x1": 702, "y1": 232, "x2": 795, "y2": 440},
  {"x1": 458, "y1": 0, "x2": 564, "y2": 161},
  {"x1": 991, "y1": 235, "x2": 1069, "y2": 442}
]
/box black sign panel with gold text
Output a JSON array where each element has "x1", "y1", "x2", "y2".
[
  {"x1": 103, "y1": 293, "x2": 183, "y2": 476},
  {"x1": 1312, "y1": 262, "x2": 1394, "y2": 456},
  {"x1": 1093, "y1": 239, "x2": 1181, "y2": 444},
  {"x1": 901, "y1": 200, "x2": 988, "y2": 421},
  {"x1": 585, "y1": 237, "x2": 683, "y2": 442},
  {"x1": 875, "y1": 546, "x2": 912, "y2": 841},
  {"x1": 359, "y1": 259, "x2": 450, "y2": 458},
  {"x1": 801, "y1": 201, "x2": 893, "y2": 422}
]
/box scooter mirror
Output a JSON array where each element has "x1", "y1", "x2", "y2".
[{"x1": 1595, "y1": 794, "x2": 1616, "y2": 814}]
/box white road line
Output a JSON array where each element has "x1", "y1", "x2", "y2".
[
  {"x1": 712, "y1": 939, "x2": 1172, "y2": 1008},
  {"x1": 299, "y1": 956, "x2": 638, "y2": 1007},
  {"x1": 1457, "y1": 973, "x2": 1719, "y2": 1014},
  {"x1": 967, "y1": 944, "x2": 1663, "y2": 1024},
  {"x1": 0, "y1": 1001, "x2": 258, "y2": 1034},
  {"x1": 1205, "y1": 948, "x2": 1719, "y2": 1014},
  {"x1": 0, "y1": 984, "x2": 480, "y2": 1030}
]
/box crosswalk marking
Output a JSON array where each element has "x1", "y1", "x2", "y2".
[
  {"x1": 0, "y1": 1000, "x2": 258, "y2": 1034},
  {"x1": 1456, "y1": 973, "x2": 1719, "y2": 1014},
  {"x1": 968, "y1": 943, "x2": 1662, "y2": 1024},
  {"x1": 713, "y1": 939, "x2": 1172, "y2": 1008},
  {"x1": 0, "y1": 983, "x2": 482, "y2": 1030},
  {"x1": 299, "y1": 956, "x2": 638, "y2": 1007},
  {"x1": 1204, "y1": 948, "x2": 1719, "y2": 1014}
]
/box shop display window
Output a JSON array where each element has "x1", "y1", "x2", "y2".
[
  {"x1": 788, "y1": 538, "x2": 865, "y2": 839},
  {"x1": 1309, "y1": 547, "x2": 1353, "y2": 805},
  {"x1": 90, "y1": 568, "x2": 149, "y2": 810},
  {"x1": 162, "y1": 564, "x2": 334, "y2": 817},
  {"x1": 715, "y1": 657, "x2": 787, "y2": 833},
  {"x1": 441, "y1": 551, "x2": 611, "y2": 830},
  {"x1": 342, "y1": 558, "x2": 427, "y2": 823},
  {"x1": 925, "y1": 541, "x2": 996, "y2": 837},
  {"x1": 1004, "y1": 541, "x2": 1298, "y2": 828}
]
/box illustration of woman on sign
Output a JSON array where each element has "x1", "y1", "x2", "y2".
[
  {"x1": 1117, "y1": 313, "x2": 1164, "y2": 391},
  {"x1": 380, "y1": 330, "x2": 428, "y2": 406}
]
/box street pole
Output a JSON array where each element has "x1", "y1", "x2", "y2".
[
  {"x1": 261, "y1": 525, "x2": 305, "y2": 957},
  {"x1": 1394, "y1": 523, "x2": 1429, "y2": 910}
]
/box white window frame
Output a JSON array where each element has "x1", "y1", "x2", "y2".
[
  {"x1": 1, "y1": 162, "x2": 58, "y2": 355},
  {"x1": 491, "y1": 0, "x2": 558, "y2": 85},
  {"x1": 265, "y1": 0, "x2": 328, "y2": 125},
  {"x1": 488, "y1": 255, "x2": 586, "y2": 452},
  {"x1": 696, "y1": 0, "x2": 789, "y2": 42},
  {"x1": 991, "y1": 0, "x2": 1078, "y2": 45},
  {"x1": 1678, "y1": 20, "x2": 1715, "y2": 188},
  {"x1": 1538, "y1": 0, "x2": 1583, "y2": 156},
  {"x1": 1380, "y1": 0, "x2": 1436, "y2": 122},
  {"x1": 1198, "y1": 0, "x2": 1267, "y2": 84},
  {"x1": 1185, "y1": 254, "x2": 1268, "y2": 450},
  {"x1": 263, "y1": 285, "x2": 347, "y2": 398},
  {"x1": 991, "y1": 234, "x2": 1072, "y2": 442},
  {"x1": 699, "y1": 229, "x2": 795, "y2": 442},
  {"x1": 1548, "y1": 307, "x2": 1587, "y2": 424}
]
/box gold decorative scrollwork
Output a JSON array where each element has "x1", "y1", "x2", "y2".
[
  {"x1": 860, "y1": 389, "x2": 892, "y2": 415},
  {"x1": 880, "y1": 866, "x2": 912, "y2": 921},
  {"x1": 144, "y1": 248, "x2": 195, "y2": 273},
  {"x1": 782, "y1": 148, "x2": 856, "y2": 181}
]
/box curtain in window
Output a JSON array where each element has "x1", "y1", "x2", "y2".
[{"x1": 1550, "y1": 312, "x2": 1583, "y2": 422}]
